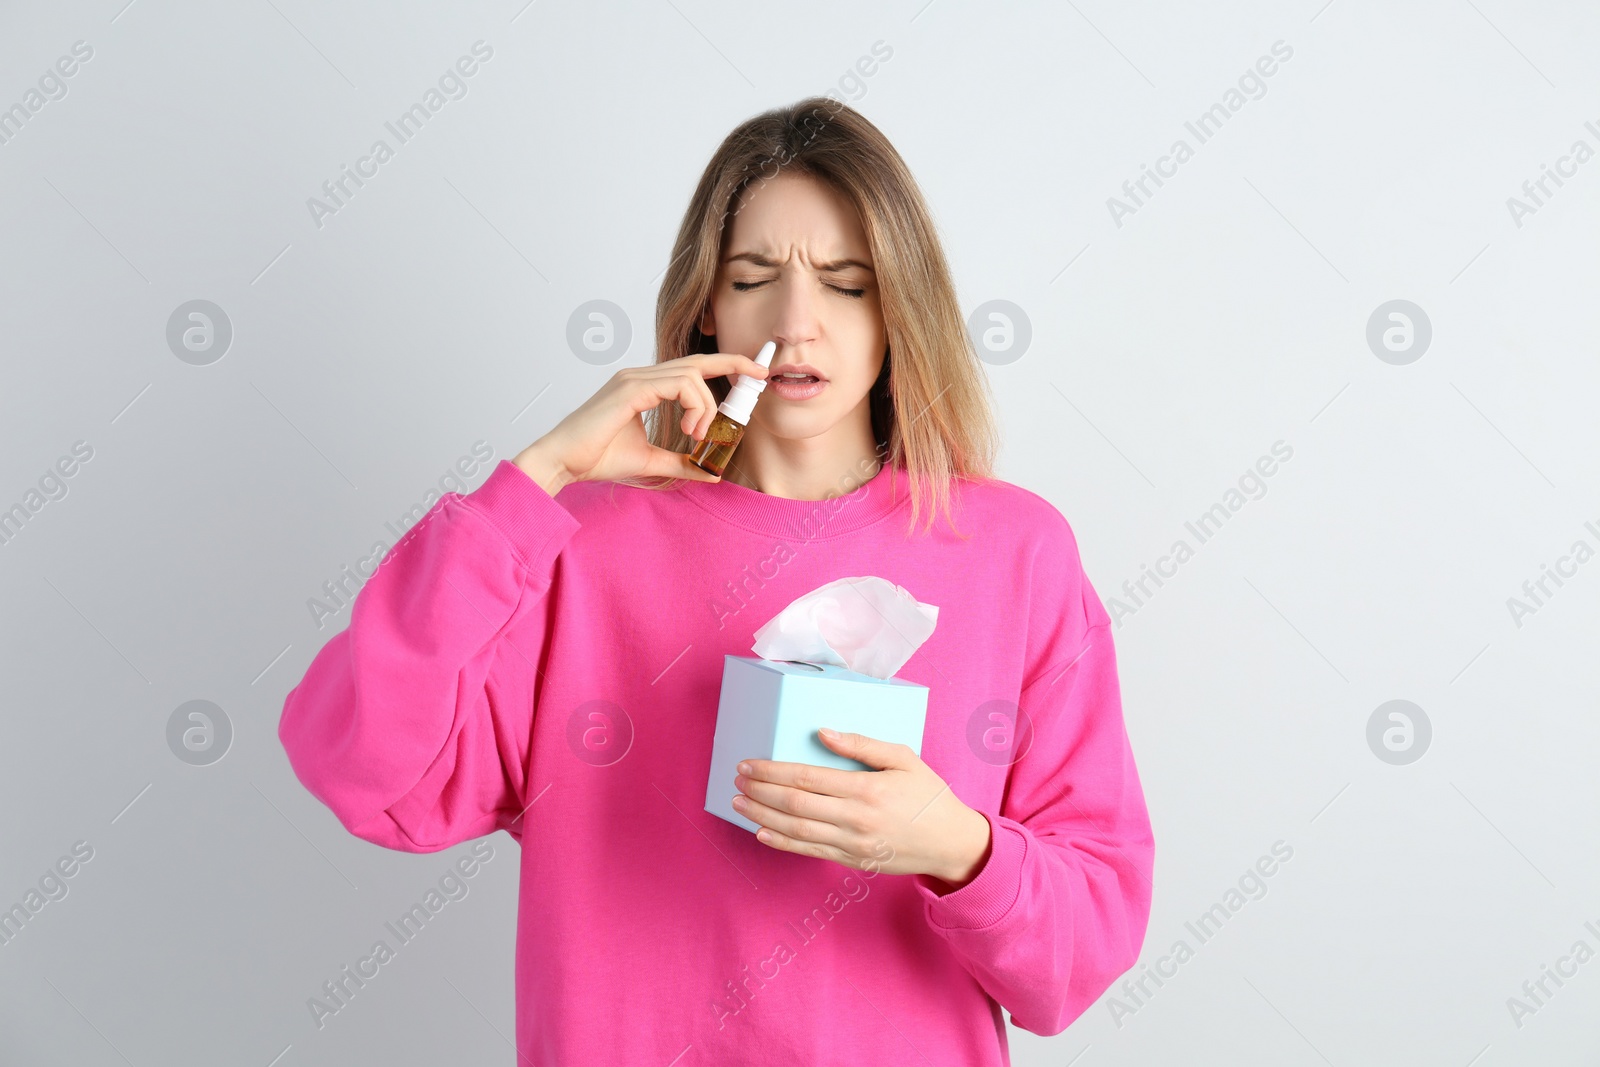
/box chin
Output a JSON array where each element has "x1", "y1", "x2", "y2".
[{"x1": 758, "y1": 411, "x2": 844, "y2": 440}]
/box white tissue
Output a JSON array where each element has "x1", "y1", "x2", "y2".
[{"x1": 750, "y1": 576, "x2": 938, "y2": 680}]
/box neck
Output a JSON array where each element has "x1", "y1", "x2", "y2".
[{"x1": 722, "y1": 427, "x2": 886, "y2": 502}]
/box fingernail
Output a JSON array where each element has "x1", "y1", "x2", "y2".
[
  {"x1": 737, "y1": 762, "x2": 751, "y2": 775},
  {"x1": 819, "y1": 728, "x2": 838, "y2": 739}
]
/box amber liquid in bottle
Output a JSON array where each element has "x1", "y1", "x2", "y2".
[{"x1": 688, "y1": 411, "x2": 747, "y2": 477}]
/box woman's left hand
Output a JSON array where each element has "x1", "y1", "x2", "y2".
[{"x1": 732, "y1": 728, "x2": 993, "y2": 893}]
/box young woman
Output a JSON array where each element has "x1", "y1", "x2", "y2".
[{"x1": 280, "y1": 97, "x2": 1153, "y2": 1065}]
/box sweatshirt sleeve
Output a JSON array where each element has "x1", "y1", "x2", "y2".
[
  {"x1": 277, "y1": 460, "x2": 580, "y2": 854},
  {"x1": 911, "y1": 510, "x2": 1154, "y2": 1036}
]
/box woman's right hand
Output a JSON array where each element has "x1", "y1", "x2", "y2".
[{"x1": 512, "y1": 353, "x2": 770, "y2": 495}]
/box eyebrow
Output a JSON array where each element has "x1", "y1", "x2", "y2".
[{"x1": 724, "y1": 251, "x2": 875, "y2": 273}]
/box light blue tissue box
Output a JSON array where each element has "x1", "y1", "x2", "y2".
[{"x1": 704, "y1": 654, "x2": 929, "y2": 834}]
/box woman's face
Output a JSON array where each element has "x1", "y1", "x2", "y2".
[{"x1": 699, "y1": 170, "x2": 887, "y2": 445}]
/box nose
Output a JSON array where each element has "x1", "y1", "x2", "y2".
[{"x1": 769, "y1": 271, "x2": 819, "y2": 353}]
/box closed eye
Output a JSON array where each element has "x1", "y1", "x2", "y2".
[{"x1": 731, "y1": 280, "x2": 866, "y2": 299}]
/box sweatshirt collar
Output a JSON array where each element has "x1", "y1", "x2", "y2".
[{"x1": 679, "y1": 460, "x2": 910, "y2": 540}]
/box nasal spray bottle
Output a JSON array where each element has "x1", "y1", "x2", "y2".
[{"x1": 688, "y1": 341, "x2": 777, "y2": 477}]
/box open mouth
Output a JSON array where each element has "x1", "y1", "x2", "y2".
[{"x1": 768, "y1": 374, "x2": 826, "y2": 400}]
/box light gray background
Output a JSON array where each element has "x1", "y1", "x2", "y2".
[{"x1": 3, "y1": 1, "x2": 1597, "y2": 1064}]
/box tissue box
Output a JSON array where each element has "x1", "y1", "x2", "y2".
[{"x1": 704, "y1": 654, "x2": 929, "y2": 833}]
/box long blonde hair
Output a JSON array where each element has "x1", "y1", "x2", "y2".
[{"x1": 624, "y1": 96, "x2": 1000, "y2": 538}]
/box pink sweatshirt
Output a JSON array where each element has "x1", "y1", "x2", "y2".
[{"x1": 278, "y1": 457, "x2": 1153, "y2": 1065}]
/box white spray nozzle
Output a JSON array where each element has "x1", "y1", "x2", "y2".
[
  {"x1": 747, "y1": 341, "x2": 777, "y2": 382},
  {"x1": 717, "y1": 341, "x2": 778, "y2": 426}
]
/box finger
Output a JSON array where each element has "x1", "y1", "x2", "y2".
[
  {"x1": 749, "y1": 826, "x2": 856, "y2": 865},
  {"x1": 630, "y1": 367, "x2": 716, "y2": 440},
  {"x1": 665, "y1": 369, "x2": 719, "y2": 441},
  {"x1": 736, "y1": 774, "x2": 854, "y2": 827},
  {"x1": 643, "y1": 353, "x2": 770, "y2": 381},
  {"x1": 738, "y1": 757, "x2": 862, "y2": 798},
  {"x1": 637, "y1": 448, "x2": 721, "y2": 482},
  {"x1": 691, "y1": 352, "x2": 772, "y2": 380},
  {"x1": 732, "y1": 792, "x2": 851, "y2": 849}
]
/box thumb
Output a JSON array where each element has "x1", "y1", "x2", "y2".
[
  {"x1": 640, "y1": 446, "x2": 721, "y2": 482},
  {"x1": 819, "y1": 728, "x2": 904, "y2": 770}
]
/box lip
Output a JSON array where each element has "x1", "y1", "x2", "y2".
[
  {"x1": 769, "y1": 363, "x2": 828, "y2": 382},
  {"x1": 768, "y1": 378, "x2": 826, "y2": 401}
]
